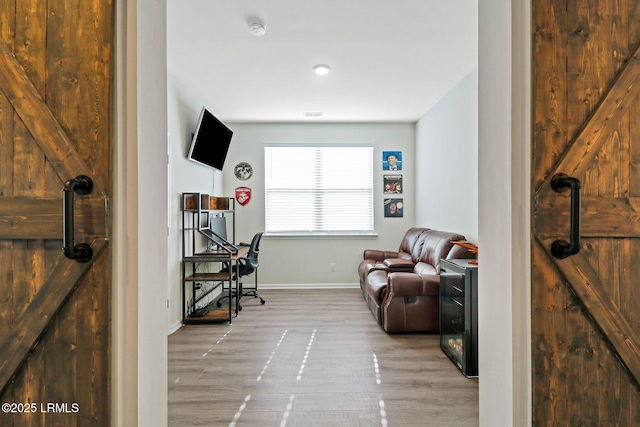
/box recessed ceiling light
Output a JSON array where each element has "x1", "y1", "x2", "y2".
[{"x1": 313, "y1": 64, "x2": 331, "y2": 75}]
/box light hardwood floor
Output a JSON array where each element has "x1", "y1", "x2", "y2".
[{"x1": 168, "y1": 289, "x2": 479, "y2": 426}]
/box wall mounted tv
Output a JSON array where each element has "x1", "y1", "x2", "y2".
[{"x1": 187, "y1": 107, "x2": 233, "y2": 171}]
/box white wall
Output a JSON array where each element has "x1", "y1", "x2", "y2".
[
  {"x1": 166, "y1": 75, "x2": 222, "y2": 332},
  {"x1": 222, "y1": 123, "x2": 415, "y2": 286},
  {"x1": 114, "y1": 0, "x2": 168, "y2": 426},
  {"x1": 136, "y1": 0, "x2": 170, "y2": 425},
  {"x1": 415, "y1": 68, "x2": 479, "y2": 243},
  {"x1": 121, "y1": 2, "x2": 530, "y2": 426},
  {"x1": 113, "y1": 1, "x2": 139, "y2": 425},
  {"x1": 478, "y1": 0, "x2": 531, "y2": 426}
]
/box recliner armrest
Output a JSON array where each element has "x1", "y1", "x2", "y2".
[
  {"x1": 383, "y1": 258, "x2": 414, "y2": 271},
  {"x1": 362, "y1": 262, "x2": 389, "y2": 277},
  {"x1": 387, "y1": 272, "x2": 440, "y2": 297},
  {"x1": 363, "y1": 258, "x2": 413, "y2": 278},
  {"x1": 363, "y1": 249, "x2": 399, "y2": 261}
]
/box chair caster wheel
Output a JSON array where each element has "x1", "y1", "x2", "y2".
[
  {"x1": 216, "y1": 301, "x2": 222, "y2": 307},
  {"x1": 260, "y1": 299, "x2": 265, "y2": 305},
  {"x1": 238, "y1": 306, "x2": 243, "y2": 311}
]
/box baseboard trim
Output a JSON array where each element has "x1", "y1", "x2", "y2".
[
  {"x1": 168, "y1": 320, "x2": 183, "y2": 335},
  {"x1": 260, "y1": 283, "x2": 359, "y2": 290}
]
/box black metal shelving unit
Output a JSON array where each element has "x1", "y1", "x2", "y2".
[{"x1": 181, "y1": 193, "x2": 239, "y2": 324}]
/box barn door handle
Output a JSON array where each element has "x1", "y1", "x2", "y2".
[
  {"x1": 62, "y1": 175, "x2": 94, "y2": 263},
  {"x1": 550, "y1": 173, "x2": 581, "y2": 259}
]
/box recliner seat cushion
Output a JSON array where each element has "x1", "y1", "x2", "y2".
[{"x1": 412, "y1": 262, "x2": 438, "y2": 276}]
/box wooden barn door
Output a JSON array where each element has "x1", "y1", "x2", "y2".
[
  {"x1": 533, "y1": 1, "x2": 640, "y2": 424},
  {"x1": 0, "y1": 1, "x2": 113, "y2": 426}
]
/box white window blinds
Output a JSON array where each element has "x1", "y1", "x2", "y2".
[{"x1": 264, "y1": 146, "x2": 374, "y2": 233}]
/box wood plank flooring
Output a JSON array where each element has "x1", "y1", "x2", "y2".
[{"x1": 168, "y1": 289, "x2": 479, "y2": 426}]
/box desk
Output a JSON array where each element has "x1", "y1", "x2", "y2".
[{"x1": 183, "y1": 245, "x2": 249, "y2": 324}]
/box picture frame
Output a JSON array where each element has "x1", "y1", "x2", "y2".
[
  {"x1": 382, "y1": 151, "x2": 402, "y2": 170},
  {"x1": 384, "y1": 198, "x2": 403, "y2": 217},
  {"x1": 383, "y1": 175, "x2": 403, "y2": 194}
]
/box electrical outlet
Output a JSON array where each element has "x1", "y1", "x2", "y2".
[{"x1": 330, "y1": 263, "x2": 336, "y2": 272}]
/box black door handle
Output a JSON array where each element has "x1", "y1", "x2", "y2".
[
  {"x1": 550, "y1": 173, "x2": 581, "y2": 259},
  {"x1": 62, "y1": 175, "x2": 94, "y2": 263}
]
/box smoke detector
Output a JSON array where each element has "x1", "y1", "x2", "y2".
[{"x1": 248, "y1": 19, "x2": 266, "y2": 36}]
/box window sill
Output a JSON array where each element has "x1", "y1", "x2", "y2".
[{"x1": 264, "y1": 231, "x2": 379, "y2": 239}]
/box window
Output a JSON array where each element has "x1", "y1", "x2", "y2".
[{"x1": 264, "y1": 146, "x2": 374, "y2": 234}]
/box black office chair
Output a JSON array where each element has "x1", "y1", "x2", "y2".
[{"x1": 217, "y1": 231, "x2": 265, "y2": 310}]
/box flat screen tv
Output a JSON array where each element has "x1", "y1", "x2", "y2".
[{"x1": 188, "y1": 107, "x2": 233, "y2": 170}]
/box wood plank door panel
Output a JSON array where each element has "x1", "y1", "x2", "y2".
[
  {"x1": 0, "y1": 0, "x2": 113, "y2": 426},
  {"x1": 534, "y1": 1, "x2": 640, "y2": 424}
]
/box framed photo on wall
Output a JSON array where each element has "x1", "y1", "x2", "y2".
[
  {"x1": 383, "y1": 175, "x2": 403, "y2": 194},
  {"x1": 382, "y1": 151, "x2": 402, "y2": 170},
  {"x1": 384, "y1": 198, "x2": 403, "y2": 217}
]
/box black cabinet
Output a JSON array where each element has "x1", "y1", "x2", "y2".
[{"x1": 439, "y1": 259, "x2": 478, "y2": 377}]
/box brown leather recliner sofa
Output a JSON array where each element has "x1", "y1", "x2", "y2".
[{"x1": 358, "y1": 227, "x2": 474, "y2": 333}]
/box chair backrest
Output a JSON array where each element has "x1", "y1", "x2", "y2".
[
  {"x1": 398, "y1": 227, "x2": 430, "y2": 262},
  {"x1": 245, "y1": 231, "x2": 263, "y2": 269},
  {"x1": 417, "y1": 229, "x2": 466, "y2": 272}
]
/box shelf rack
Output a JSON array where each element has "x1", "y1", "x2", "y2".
[{"x1": 181, "y1": 193, "x2": 239, "y2": 324}]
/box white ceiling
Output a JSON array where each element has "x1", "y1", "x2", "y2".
[{"x1": 167, "y1": 1, "x2": 478, "y2": 123}]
